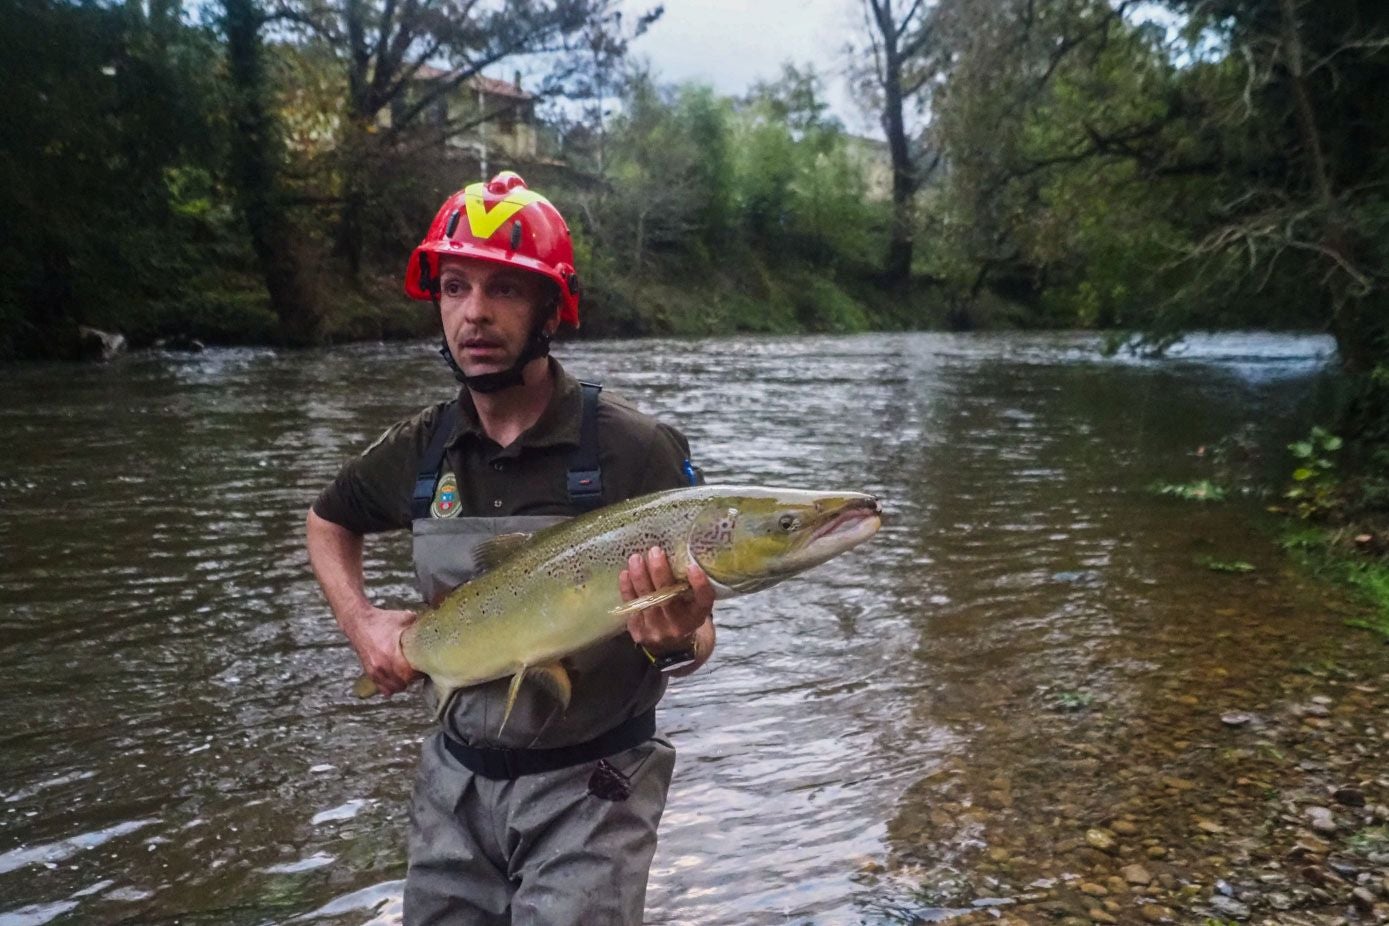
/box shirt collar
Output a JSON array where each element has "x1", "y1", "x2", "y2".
[{"x1": 448, "y1": 358, "x2": 583, "y2": 453}]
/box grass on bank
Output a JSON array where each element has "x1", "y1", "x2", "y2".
[
  {"x1": 116, "y1": 255, "x2": 959, "y2": 349},
  {"x1": 1280, "y1": 527, "x2": 1389, "y2": 640}
]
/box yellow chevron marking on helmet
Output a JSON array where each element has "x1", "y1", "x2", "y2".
[{"x1": 463, "y1": 183, "x2": 549, "y2": 241}]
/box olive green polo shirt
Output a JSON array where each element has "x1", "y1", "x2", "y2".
[{"x1": 313, "y1": 359, "x2": 695, "y2": 535}]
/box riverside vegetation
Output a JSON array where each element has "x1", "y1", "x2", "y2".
[{"x1": 5, "y1": 1, "x2": 1386, "y2": 481}]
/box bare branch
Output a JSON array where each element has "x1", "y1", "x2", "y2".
[{"x1": 1307, "y1": 34, "x2": 1389, "y2": 74}]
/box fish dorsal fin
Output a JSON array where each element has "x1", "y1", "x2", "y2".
[{"x1": 472, "y1": 532, "x2": 533, "y2": 575}]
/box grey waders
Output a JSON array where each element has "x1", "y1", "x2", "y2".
[{"x1": 402, "y1": 388, "x2": 675, "y2": 926}]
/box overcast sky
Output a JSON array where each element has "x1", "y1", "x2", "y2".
[{"x1": 616, "y1": 0, "x2": 880, "y2": 136}]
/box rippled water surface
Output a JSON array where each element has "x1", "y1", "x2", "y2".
[{"x1": 0, "y1": 332, "x2": 1345, "y2": 924}]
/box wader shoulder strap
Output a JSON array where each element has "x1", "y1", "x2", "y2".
[
  {"x1": 410, "y1": 387, "x2": 601, "y2": 519},
  {"x1": 411, "y1": 401, "x2": 460, "y2": 521},
  {"x1": 567, "y1": 382, "x2": 604, "y2": 512}
]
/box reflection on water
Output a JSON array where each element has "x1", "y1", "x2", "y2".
[{"x1": 0, "y1": 331, "x2": 1344, "y2": 924}]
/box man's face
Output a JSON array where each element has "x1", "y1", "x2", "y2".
[{"x1": 437, "y1": 256, "x2": 555, "y2": 377}]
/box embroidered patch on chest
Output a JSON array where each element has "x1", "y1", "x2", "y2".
[{"x1": 430, "y1": 472, "x2": 462, "y2": 518}]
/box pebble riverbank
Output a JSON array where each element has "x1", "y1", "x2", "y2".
[{"x1": 861, "y1": 590, "x2": 1389, "y2": 925}]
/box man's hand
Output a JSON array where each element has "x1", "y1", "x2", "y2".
[
  {"x1": 343, "y1": 605, "x2": 420, "y2": 697},
  {"x1": 306, "y1": 509, "x2": 421, "y2": 698},
  {"x1": 620, "y1": 546, "x2": 715, "y2": 656}
]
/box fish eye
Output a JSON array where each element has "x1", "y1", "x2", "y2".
[{"x1": 778, "y1": 514, "x2": 797, "y2": 531}]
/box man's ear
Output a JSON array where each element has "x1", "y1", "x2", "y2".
[{"x1": 541, "y1": 288, "x2": 562, "y2": 336}]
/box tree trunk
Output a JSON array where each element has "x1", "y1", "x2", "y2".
[
  {"x1": 223, "y1": 0, "x2": 322, "y2": 345},
  {"x1": 335, "y1": 123, "x2": 368, "y2": 281},
  {"x1": 335, "y1": 0, "x2": 371, "y2": 280},
  {"x1": 883, "y1": 54, "x2": 915, "y2": 285},
  {"x1": 868, "y1": 0, "x2": 917, "y2": 287}
]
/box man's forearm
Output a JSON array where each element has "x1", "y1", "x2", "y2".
[
  {"x1": 307, "y1": 509, "x2": 419, "y2": 694},
  {"x1": 306, "y1": 509, "x2": 374, "y2": 631},
  {"x1": 668, "y1": 615, "x2": 716, "y2": 678}
]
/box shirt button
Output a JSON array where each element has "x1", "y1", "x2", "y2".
[
  {"x1": 492, "y1": 499, "x2": 503, "y2": 509},
  {"x1": 492, "y1": 462, "x2": 505, "y2": 472}
]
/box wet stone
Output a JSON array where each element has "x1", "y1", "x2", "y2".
[
  {"x1": 1085, "y1": 829, "x2": 1117, "y2": 853},
  {"x1": 1287, "y1": 842, "x2": 1327, "y2": 862},
  {"x1": 1333, "y1": 786, "x2": 1366, "y2": 807},
  {"x1": 1326, "y1": 858, "x2": 1359, "y2": 879},
  {"x1": 1122, "y1": 864, "x2": 1152, "y2": 886},
  {"x1": 1302, "y1": 864, "x2": 1343, "y2": 886},
  {"x1": 1351, "y1": 886, "x2": 1378, "y2": 913},
  {"x1": 1138, "y1": 904, "x2": 1172, "y2": 922},
  {"x1": 983, "y1": 790, "x2": 1014, "y2": 810},
  {"x1": 1087, "y1": 908, "x2": 1117, "y2": 924},
  {"x1": 1110, "y1": 820, "x2": 1138, "y2": 835},
  {"x1": 1079, "y1": 882, "x2": 1107, "y2": 897},
  {"x1": 1305, "y1": 806, "x2": 1339, "y2": 834},
  {"x1": 1207, "y1": 894, "x2": 1251, "y2": 919}
]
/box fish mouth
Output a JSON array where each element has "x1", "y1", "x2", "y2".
[{"x1": 807, "y1": 497, "x2": 883, "y2": 549}]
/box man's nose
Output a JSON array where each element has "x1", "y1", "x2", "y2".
[{"x1": 460, "y1": 288, "x2": 492, "y2": 324}]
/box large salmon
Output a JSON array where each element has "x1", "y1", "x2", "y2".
[{"x1": 355, "y1": 485, "x2": 883, "y2": 729}]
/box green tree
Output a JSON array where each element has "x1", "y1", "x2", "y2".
[
  {"x1": 0, "y1": 0, "x2": 230, "y2": 357},
  {"x1": 223, "y1": 0, "x2": 323, "y2": 344},
  {"x1": 268, "y1": 0, "x2": 614, "y2": 278}
]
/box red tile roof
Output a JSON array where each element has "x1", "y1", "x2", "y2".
[{"x1": 411, "y1": 65, "x2": 533, "y2": 100}]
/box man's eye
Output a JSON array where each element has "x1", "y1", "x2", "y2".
[{"x1": 442, "y1": 280, "x2": 464, "y2": 296}]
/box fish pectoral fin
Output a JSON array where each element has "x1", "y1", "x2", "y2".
[
  {"x1": 351, "y1": 674, "x2": 379, "y2": 699},
  {"x1": 499, "y1": 668, "x2": 527, "y2": 736},
  {"x1": 528, "y1": 661, "x2": 572, "y2": 714},
  {"x1": 472, "y1": 532, "x2": 534, "y2": 575},
  {"x1": 608, "y1": 582, "x2": 692, "y2": 616},
  {"x1": 496, "y1": 662, "x2": 573, "y2": 736},
  {"x1": 431, "y1": 680, "x2": 458, "y2": 724}
]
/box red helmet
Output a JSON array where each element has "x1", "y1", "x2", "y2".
[{"x1": 405, "y1": 171, "x2": 581, "y2": 327}]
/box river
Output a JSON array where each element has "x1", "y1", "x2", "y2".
[{"x1": 4, "y1": 331, "x2": 1384, "y2": 926}]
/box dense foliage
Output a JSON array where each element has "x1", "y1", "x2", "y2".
[{"x1": 1, "y1": 0, "x2": 1385, "y2": 436}]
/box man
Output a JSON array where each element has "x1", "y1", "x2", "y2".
[{"x1": 306, "y1": 171, "x2": 716, "y2": 925}]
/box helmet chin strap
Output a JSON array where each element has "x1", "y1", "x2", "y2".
[{"x1": 436, "y1": 304, "x2": 553, "y2": 394}]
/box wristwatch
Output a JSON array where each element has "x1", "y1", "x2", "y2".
[{"x1": 640, "y1": 640, "x2": 699, "y2": 674}]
